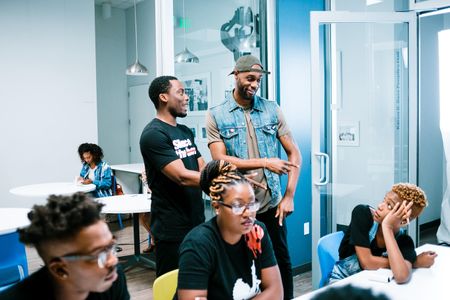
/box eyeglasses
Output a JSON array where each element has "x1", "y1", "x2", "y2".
[
  {"x1": 217, "y1": 200, "x2": 260, "y2": 215},
  {"x1": 60, "y1": 243, "x2": 118, "y2": 268}
]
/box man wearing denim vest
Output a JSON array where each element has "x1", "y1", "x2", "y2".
[{"x1": 206, "y1": 55, "x2": 302, "y2": 300}]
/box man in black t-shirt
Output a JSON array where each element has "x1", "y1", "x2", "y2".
[
  {"x1": 0, "y1": 193, "x2": 130, "y2": 300},
  {"x1": 140, "y1": 76, "x2": 205, "y2": 277}
]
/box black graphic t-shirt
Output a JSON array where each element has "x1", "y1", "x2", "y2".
[
  {"x1": 140, "y1": 118, "x2": 204, "y2": 242},
  {"x1": 177, "y1": 218, "x2": 277, "y2": 300}
]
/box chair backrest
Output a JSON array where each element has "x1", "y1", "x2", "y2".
[
  {"x1": 153, "y1": 269, "x2": 179, "y2": 300},
  {"x1": 111, "y1": 174, "x2": 124, "y2": 196},
  {"x1": 0, "y1": 265, "x2": 25, "y2": 292},
  {"x1": 317, "y1": 231, "x2": 344, "y2": 287},
  {"x1": 0, "y1": 231, "x2": 28, "y2": 290}
]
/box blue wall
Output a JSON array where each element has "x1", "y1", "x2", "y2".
[{"x1": 277, "y1": 0, "x2": 325, "y2": 270}]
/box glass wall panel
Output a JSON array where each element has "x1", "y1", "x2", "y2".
[
  {"x1": 326, "y1": 21, "x2": 410, "y2": 229},
  {"x1": 172, "y1": 0, "x2": 267, "y2": 162}
]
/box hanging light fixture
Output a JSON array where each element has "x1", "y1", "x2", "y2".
[
  {"x1": 126, "y1": 0, "x2": 148, "y2": 76},
  {"x1": 174, "y1": 0, "x2": 199, "y2": 63}
]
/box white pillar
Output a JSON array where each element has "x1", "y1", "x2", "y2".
[{"x1": 436, "y1": 29, "x2": 450, "y2": 244}]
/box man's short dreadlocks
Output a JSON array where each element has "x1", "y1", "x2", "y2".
[{"x1": 19, "y1": 192, "x2": 104, "y2": 247}]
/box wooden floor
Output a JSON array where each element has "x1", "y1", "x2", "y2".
[{"x1": 25, "y1": 217, "x2": 312, "y2": 299}]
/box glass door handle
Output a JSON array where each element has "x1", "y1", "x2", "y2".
[{"x1": 314, "y1": 152, "x2": 329, "y2": 186}]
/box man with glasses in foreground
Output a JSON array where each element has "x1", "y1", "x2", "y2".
[{"x1": 0, "y1": 192, "x2": 129, "y2": 300}]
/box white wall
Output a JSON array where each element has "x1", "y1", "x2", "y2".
[
  {"x1": 125, "y1": 0, "x2": 157, "y2": 163},
  {"x1": 126, "y1": 0, "x2": 156, "y2": 88},
  {"x1": 95, "y1": 6, "x2": 129, "y2": 164},
  {"x1": 95, "y1": 0, "x2": 156, "y2": 165},
  {"x1": 419, "y1": 13, "x2": 447, "y2": 223},
  {"x1": 0, "y1": 0, "x2": 97, "y2": 207}
]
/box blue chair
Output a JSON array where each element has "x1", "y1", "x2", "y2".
[
  {"x1": 317, "y1": 231, "x2": 344, "y2": 287},
  {"x1": 0, "y1": 231, "x2": 28, "y2": 291}
]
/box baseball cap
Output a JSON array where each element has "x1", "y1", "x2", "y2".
[{"x1": 229, "y1": 55, "x2": 271, "y2": 75}]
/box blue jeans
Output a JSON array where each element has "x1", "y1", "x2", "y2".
[{"x1": 328, "y1": 254, "x2": 362, "y2": 285}]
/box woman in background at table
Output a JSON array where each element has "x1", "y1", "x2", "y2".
[
  {"x1": 177, "y1": 160, "x2": 282, "y2": 300},
  {"x1": 329, "y1": 183, "x2": 437, "y2": 285},
  {"x1": 77, "y1": 143, "x2": 113, "y2": 198}
]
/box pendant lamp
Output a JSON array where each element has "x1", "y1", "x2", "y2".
[
  {"x1": 174, "y1": 0, "x2": 199, "y2": 63},
  {"x1": 126, "y1": 0, "x2": 148, "y2": 76}
]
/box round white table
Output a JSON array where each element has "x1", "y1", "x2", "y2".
[
  {"x1": 10, "y1": 182, "x2": 96, "y2": 197},
  {"x1": 0, "y1": 208, "x2": 31, "y2": 235},
  {"x1": 96, "y1": 194, "x2": 154, "y2": 271},
  {"x1": 97, "y1": 194, "x2": 150, "y2": 214}
]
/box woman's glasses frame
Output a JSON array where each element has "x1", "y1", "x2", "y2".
[{"x1": 216, "y1": 200, "x2": 260, "y2": 215}]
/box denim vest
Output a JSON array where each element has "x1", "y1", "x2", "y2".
[{"x1": 209, "y1": 95, "x2": 282, "y2": 205}]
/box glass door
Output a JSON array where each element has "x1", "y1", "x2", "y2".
[{"x1": 310, "y1": 11, "x2": 417, "y2": 288}]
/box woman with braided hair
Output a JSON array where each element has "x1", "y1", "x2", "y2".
[
  {"x1": 177, "y1": 160, "x2": 283, "y2": 300},
  {"x1": 328, "y1": 183, "x2": 437, "y2": 285}
]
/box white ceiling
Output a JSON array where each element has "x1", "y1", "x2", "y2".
[{"x1": 94, "y1": 0, "x2": 144, "y2": 10}]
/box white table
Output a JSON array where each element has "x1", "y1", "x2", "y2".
[
  {"x1": 111, "y1": 163, "x2": 144, "y2": 194},
  {"x1": 96, "y1": 194, "x2": 154, "y2": 271},
  {"x1": 110, "y1": 163, "x2": 144, "y2": 174},
  {"x1": 9, "y1": 182, "x2": 96, "y2": 197},
  {"x1": 296, "y1": 244, "x2": 450, "y2": 300},
  {"x1": 0, "y1": 208, "x2": 31, "y2": 235}
]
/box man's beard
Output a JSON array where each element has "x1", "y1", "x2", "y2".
[
  {"x1": 237, "y1": 82, "x2": 254, "y2": 101},
  {"x1": 169, "y1": 106, "x2": 187, "y2": 118}
]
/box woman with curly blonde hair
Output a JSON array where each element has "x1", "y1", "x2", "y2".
[
  {"x1": 329, "y1": 183, "x2": 437, "y2": 285},
  {"x1": 176, "y1": 160, "x2": 282, "y2": 300}
]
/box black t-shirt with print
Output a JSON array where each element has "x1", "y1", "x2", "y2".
[
  {"x1": 140, "y1": 118, "x2": 204, "y2": 242},
  {"x1": 338, "y1": 204, "x2": 417, "y2": 264},
  {"x1": 177, "y1": 217, "x2": 277, "y2": 300},
  {"x1": 0, "y1": 266, "x2": 129, "y2": 300}
]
